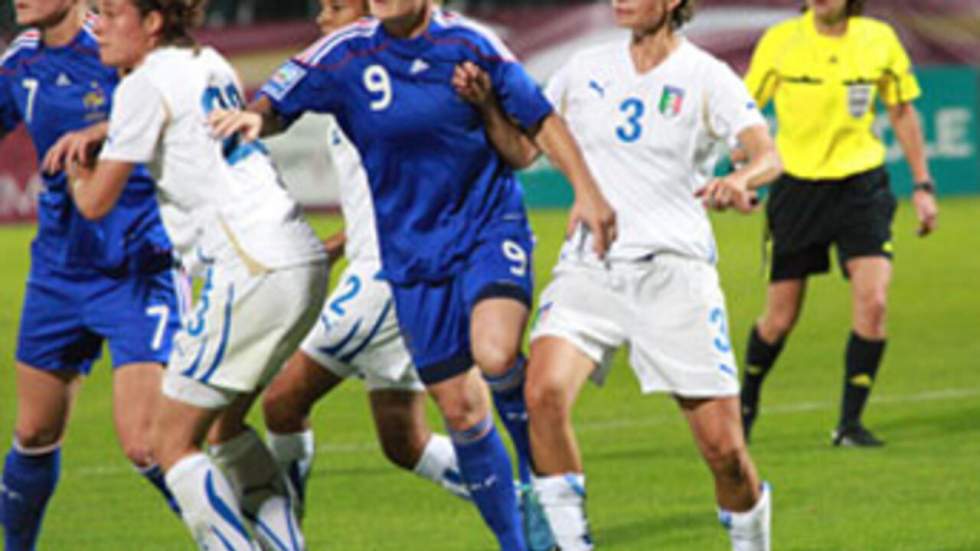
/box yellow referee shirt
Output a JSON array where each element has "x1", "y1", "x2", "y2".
[{"x1": 745, "y1": 11, "x2": 921, "y2": 180}]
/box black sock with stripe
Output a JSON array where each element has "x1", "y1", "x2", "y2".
[
  {"x1": 840, "y1": 331, "x2": 886, "y2": 429},
  {"x1": 741, "y1": 326, "x2": 785, "y2": 418}
]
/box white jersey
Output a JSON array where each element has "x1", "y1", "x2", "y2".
[
  {"x1": 546, "y1": 38, "x2": 765, "y2": 264},
  {"x1": 323, "y1": 116, "x2": 379, "y2": 263},
  {"x1": 101, "y1": 47, "x2": 325, "y2": 273}
]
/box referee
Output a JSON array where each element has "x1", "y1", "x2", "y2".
[{"x1": 738, "y1": 0, "x2": 939, "y2": 446}]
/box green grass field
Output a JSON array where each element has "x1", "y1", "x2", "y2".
[{"x1": 1, "y1": 197, "x2": 979, "y2": 550}]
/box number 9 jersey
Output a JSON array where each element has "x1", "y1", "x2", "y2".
[{"x1": 99, "y1": 46, "x2": 325, "y2": 273}]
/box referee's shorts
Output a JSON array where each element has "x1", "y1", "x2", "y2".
[{"x1": 766, "y1": 166, "x2": 897, "y2": 281}]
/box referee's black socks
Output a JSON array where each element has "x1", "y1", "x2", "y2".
[
  {"x1": 741, "y1": 326, "x2": 786, "y2": 423},
  {"x1": 840, "y1": 331, "x2": 886, "y2": 429}
]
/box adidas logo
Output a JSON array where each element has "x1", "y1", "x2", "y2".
[
  {"x1": 56, "y1": 73, "x2": 72, "y2": 86},
  {"x1": 410, "y1": 58, "x2": 430, "y2": 75}
]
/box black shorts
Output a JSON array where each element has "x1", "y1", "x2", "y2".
[{"x1": 766, "y1": 167, "x2": 897, "y2": 281}]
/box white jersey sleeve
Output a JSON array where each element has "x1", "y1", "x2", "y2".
[
  {"x1": 544, "y1": 62, "x2": 572, "y2": 116},
  {"x1": 101, "y1": 72, "x2": 166, "y2": 164},
  {"x1": 704, "y1": 60, "x2": 767, "y2": 142}
]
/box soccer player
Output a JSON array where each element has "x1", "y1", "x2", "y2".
[
  {"x1": 210, "y1": 0, "x2": 616, "y2": 548},
  {"x1": 0, "y1": 1, "x2": 181, "y2": 548},
  {"x1": 738, "y1": 0, "x2": 940, "y2": 447},
  {"x1": 456, "y1": 0, "x2": 780, "y2": 548},
  {"x1": 258, "y1": 0, "x2": 468, "y2": 512},
  {"x1": 66, "y1": 0, "x2": 329, "y2": 548}
]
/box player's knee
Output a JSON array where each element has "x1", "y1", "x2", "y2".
[
  {"x1": 856, "y1": 289, "x2": 888, "y2": 327},
  {"x1": 525, "y1": 378, "x2": 571, "y2": 423},
  {"x1": 13, "y1": 425, "x2": 63, "y2": 451},
  {"x1": 472, "y1": 340, "x2": 519, "y2": 379},
  {"x1": 702, "y1": 441, "x2": 749, "y2": 484}
]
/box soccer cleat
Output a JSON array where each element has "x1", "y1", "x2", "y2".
[
  {"x1": 519, "y1": 484, "x2": 557, "y2": 551},
  {"x1": 831, "y1": 425, "x2": 885, "y2": 447}
]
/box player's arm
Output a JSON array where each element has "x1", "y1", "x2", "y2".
[
  {"x1": 323, "y1": 229, "x2": 346, "y2": 264},
  {"x1": 697, "y1": 124, "x2": 781, "y2": 213},
  {"x1": 74, "y1": 73, "x2": 165, "y2": 220},
  {"x1": 209, "y1": 96, "x2": 287, "y2": 142},
  {"x1": 41, "y1": 121, "x2": 109, "y2": 174},
  {"x1": 70, "y1": 159, "x2": 134, "y2": 220},
  {"x1": 453, "y1": 61, "x2": 540, "y2": 169},
  {"x1": 879, "y1": 27, "x2": 937, "y2": 237},
  {"x1": 0, "y1": 72, "x2": 21, "y2": 143},
  {"x1": 533, "y1": 113, "x2": 617, "y2": 255}
]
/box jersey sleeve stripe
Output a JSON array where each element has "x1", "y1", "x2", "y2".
[
  {"x1": 297, "y1": 19, "x2": 379, "y2": 65},
  {"x1": 1, "y1": 32, "x2": 41, "y2": 65}
]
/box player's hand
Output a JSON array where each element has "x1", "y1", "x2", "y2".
[
  {"x1": 912, "y1": 188, "x2": 938, "y2": 237},
  {"x1": 452, "y1": 61, "x2": 494, "y2": 109},
  {"x1": 568, "y1": 189, "x2": 617, "y2": 258},
  {"x1": 696, "y1": 175, "x2": 759, "y2": 214},
  {"x1": 208, "y1": 108, "x2": 263, "y2": 143},
  {"x1": 42, "y1": 124, "x2": 106, "y2": 175}
]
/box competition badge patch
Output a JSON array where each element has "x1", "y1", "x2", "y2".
[
  {"x1": 264, "y1": 61, "x2": 307, "y2": 101},
  {"x1": 846, "y1": 81, "x2": 873, "y2": 118},
  {"x1": 658, "y1": 85, "x2": 685, "y2": 118}
]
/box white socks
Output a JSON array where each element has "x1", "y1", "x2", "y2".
[
  {"x1": 412, "y1": 434, "x2": 470, "y2": 500},
  {"x1": 720, "y1": 482, "x2": 772, "y2": 551},
  {"x1": 210, "y1": 428, "x2": 305, "y2": 551},
  {"x1": 266, "y1": 429, "x2": 315, "y2": 519},
  {"x1": 165, "y1": 452, "x2": 260, "y2": 550},
  {"x1": 534, "y1": 473, "x2": 593, "y2": 551}
]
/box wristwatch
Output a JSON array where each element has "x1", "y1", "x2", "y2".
[{"x1": 912, "y1": 181, "x2": 936, "y2": 194}]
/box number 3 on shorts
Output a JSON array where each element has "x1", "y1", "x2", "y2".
[{"x1": 502, "y1": 240, "x2": 528, "y2": 277}]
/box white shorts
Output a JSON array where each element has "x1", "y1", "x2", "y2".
[
  {"x1": 299, "y1": 260, "x2": 423, "y2": 393},
  {"x1": 164, "y1": 259, "x2": 329, "y2": 409},
  {"x1": 530, "y1": 255, "x2": 740, "y2": 398}
]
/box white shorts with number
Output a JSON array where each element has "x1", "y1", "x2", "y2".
[
  {"x1": 164, "y1": 259, "x2": 329, "y2": 408},
  {"x1": 530, "y1": 254, "x2": 740, "y2": 398},
  {"x1": 299, "y1": 260, "x2": 423, "y2": 393}
]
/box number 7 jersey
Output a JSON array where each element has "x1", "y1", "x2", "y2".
[{"x1": 100, "y1": 47, "x2": 325, "y2": 273}]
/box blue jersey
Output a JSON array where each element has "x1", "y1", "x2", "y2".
[
  {"x1": 0, "y1": 18, "x2": 169, "y2": 273},
  {"x1": 259, "y1": 9, "x2": 552, "y2": 284}
]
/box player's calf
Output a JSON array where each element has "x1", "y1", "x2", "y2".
[{"x1": 1, "y1": 441, "x2": 61, "y2": 551}]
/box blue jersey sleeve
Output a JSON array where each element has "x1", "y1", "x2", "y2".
[
  {"x1": 0, "y1": 70, "x2": 20, "y2": 135},
  {"x1": 491, "y1": 60, "x2": 553, "y2": 131},
  {"x1": 258, "y1": 59, "x2": 335, "y2": 126}
]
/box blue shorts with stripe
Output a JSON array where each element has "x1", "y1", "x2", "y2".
[
  {"x1": 16, "y1": 257, "x2": 181, "y2": 374},
  {"x1": 389, "y1": 220, "x2": 534, "y2": 385}
]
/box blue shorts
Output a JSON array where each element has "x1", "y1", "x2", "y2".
[
  {"x1": 390, "y1": 221, "x2": 534, "y2": 385},
  {"x1": 16, "y1": 259, "x2": 182, "y2": 374}
]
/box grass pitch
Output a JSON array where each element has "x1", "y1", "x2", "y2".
[{"x1": 1, "y1": 197, "x2": 978, "y2": 550}]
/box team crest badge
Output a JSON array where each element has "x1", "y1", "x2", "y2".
[
  {"x1": 83, "y1": 81, "x2": 108, "y2": 122},
  {"x1": 658, "y1": 85, "x2": 685, "y2": 118},
  {"x1": 847, "y1": 83, "x2": 873, "y2": 118}
]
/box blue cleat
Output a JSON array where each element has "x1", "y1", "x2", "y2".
[{"x1": 519, "y1": 484, "x2": 557, "y2": 551}]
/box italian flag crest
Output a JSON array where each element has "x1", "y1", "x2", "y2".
[{"x1": 658, "y1": 85, "x2": 685, "y2": 118}]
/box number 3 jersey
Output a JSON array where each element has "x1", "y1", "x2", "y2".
[
  {"x1": 0, "y1": 20, "x2": 169, "y2": 272},
  {"x1": 258, "y1": 10, "x2": 553, "y2": 285},
  {"x1": 100, "y1": 47, "x2": 325, "y2": 273},
  {"x1": 547, "y1": 39, "x2": 765, "y2": 265}
]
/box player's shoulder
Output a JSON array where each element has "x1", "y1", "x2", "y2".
[
  {"x1": 559, "y1": 41, "x2": 624, "y2": 77},
  {"x1": 294, "y1": 17, "x2": 381, "y2": 67},
  {"x1": 429, "y1": 9, "x2": 516, "y2": 61},
  {"x1": 1, "y1": 29, "x2": 42, "y2": 68},
  {"x1": 849, "y1": 15, "x2": 901, "y2": 43}
]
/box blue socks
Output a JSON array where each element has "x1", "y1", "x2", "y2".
[
  {"x1": 485, "y1": 356, "x2": 533, "y2": 484},
  {"x1": 451, "y1": 416, "x2": 526, "y2": 551},
  {"x1": 138, "y1": 464, "x2": 181, "y2": 515},
  {"x1": 1, "y1": 445, "x2": 61, "y2": 551}
]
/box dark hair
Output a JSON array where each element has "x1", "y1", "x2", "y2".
[
  {"x1": 671, "y1": 0, "x2": 695, "y2": 29},
  {"x1": 802, "y1": 0, "x2": 866, "y2": 17},
  {"x1": 132, "y1": 0, "x2": 205, "y2": 46}
]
